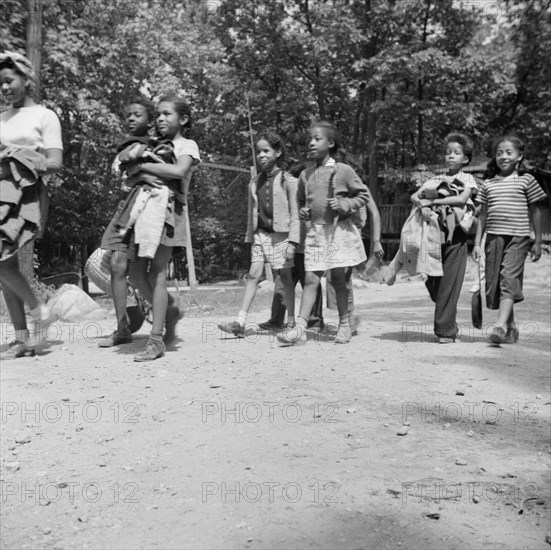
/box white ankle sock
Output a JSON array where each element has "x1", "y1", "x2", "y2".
[
  {"x1": 30, "y1": 303, "x2": 51, "y2": 322},
  {"x1": 236, "y1": 311, "x2": 248, "y2": 326},
  {"x1": 297, "y1": 316, "x2": 307, "y2": 329}
]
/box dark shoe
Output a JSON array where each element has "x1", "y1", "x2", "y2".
[
  {"x1": 98, "y1": 330, "x2": 133, "y2": 348},
  {"x1": 126, "y1": 305, "x2": 145, "y2": 333},
  {"x1": 258, "y1": 320, "x2": 284, "y2": 331},
  {"x1": 0, "y1": 340, "x2": 36, "y2": 360},
  {"x1": 218, "y1": 321, "x2": 245, "y2": 337},
  {"x1": 488, "y1": 325, "x2": 506, "y2": 345},
  {"x1": 504, "y1": 325, "x2": 519, "y2": 344},
  {"x1": 164, "y1": 296, "x2": 184, "y2": 346},
  {"x1": 320, "y1": 322, "x2": 338, "y2": 335},
  {"x1": 307, "y1": 319, "x2": 325, "y2": 330},
  {"x1": 134, "y1": 338, "x2": 166, "y2": 362}
]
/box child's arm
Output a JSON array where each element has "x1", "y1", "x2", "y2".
[
  {"x1": 473, "y1": 203, "x2": 486, "y2": 262},
  {"x1": 298, "y1": 172, "x2": 310, "y2": 221},
  {"x1": 365, "y1": 191, "x2": 384, "y2": 260},
  {"x1": 327, "y1": 166, "x2": 369, "y2": 214},
  {"x1": 286, "y1": 176, "x2": 301, "y2": 245},
  {"x1": 128, "y1": 154, "x2": 194, "y2": 181},
  {"x1": 430, "y1": 186, "x2": 473, "y2": 207},
  {"x1": 529, "y1": 202, "x2": 544, "y2": 261},
  {"x1": 411, "y1": 179, "x2": 433, "y2": 206},
  {"x1": 410, "y1": 187, "x2": 424, "y2": 207}
]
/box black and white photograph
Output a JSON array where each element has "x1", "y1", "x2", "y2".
[{"x1": 1, "y1": 0, "x2": 550, "y2": 548}]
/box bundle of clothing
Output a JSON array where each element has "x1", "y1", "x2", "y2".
[
  {"x1": 112, "y1": 136, "x2": 179, "y2": 259},
  {"x1": 421, "y1": 176, "x2": 477, "y2": 239},
  {"x1": 395, "y1": 176, "x2": 477, "y2": 278},
  {"x1": 0, "y1": 144, "x2": 48, "y2": 260}
]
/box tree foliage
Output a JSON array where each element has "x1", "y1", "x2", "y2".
[{"x1": 1, "y1": 0, "x2": 549, "y2": 279}]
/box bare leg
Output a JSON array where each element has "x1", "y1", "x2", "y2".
[
  {"x1": 218, "y1": 261, "x2": 264, "y2": 336},
  {"x1": 98, "y1": 250, "x2": 133, "y2": 347},
  {"x1": 488, "y1": 298, "x2": 515, "y2": 345},
  {"x1": 110, "y1": 250, "x2": 130, "y2": 333},
  {"x1": 239, "y1": 261, "x2": 264, "y2": 315},
  {"x1": 147, "y1": 245, "x2": 173, "y2": 335},
  {"x1": 0, "y1": 254, "x2": 50, "y2": 356},
  {"x1": 496, "y1": 298, "x2": 514, "y2": 328},
  {"x1": 128, "y1": 257, "x2": 153, "y2": 304},
  {"x1": 0, "y1": 254, "x2": 39, "y2": 311},
  {"x1": 297, "y1": 271, "x2": 322, "y2": 320},
  {"x1": 329, "y1": 268, "x2": 349, "y2": 317},
  {"x1": 277, "y1": 270, "x2": 322, "y2": 345},
  {"x1": 279, "y1": 267, "x2": 295, "y2": 320},
  {"x1": 1, "y1": 283, "x2": 27, "y2": 331}
]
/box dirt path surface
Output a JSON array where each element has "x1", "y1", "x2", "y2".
[{"x1": 1, "y1": 257, "x2": 550, "y2": 550}]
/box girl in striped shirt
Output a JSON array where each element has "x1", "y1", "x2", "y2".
[{"x1": 474, "y1": 136, "x2": 546, "y2": 345}]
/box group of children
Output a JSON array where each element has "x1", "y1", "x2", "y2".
[
  {"x1": 218, "y1": 128, "x2": 545, "y2": 348},
  {"x1": 218, "y1": 122, "x2": 384, "y2": 345},
  {"x1": 0, "y1": 51, "x2": 546, "y2": 362}
]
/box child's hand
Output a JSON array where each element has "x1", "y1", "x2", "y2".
[
  {"x1": 299, "y1": 207, "x2": 311, "y2": 221},
  {"x1": 421, "y1": 207, "x2": 433, "y2": 223},
  {"x1": 411, "y1": 195, "x2": 422, "y2": 207},
  {"x1": 529, "y1": 242, "x2": 542, "y2": 262},
  {"x1": 473, "y1": 244, "x2": 481, "y2": 262},
  {"x1": 285, "y1": 243, "x2": 297, "y2": 262},
  {"x1": 327, "y1": 197, "x2": 343, "y2": 212},
  {"x1": 126, "y1": 164, "x2": 141, "y2": 177},
  {"x1": 372, "y1": 240, "x2": 384, "y2": 261}
]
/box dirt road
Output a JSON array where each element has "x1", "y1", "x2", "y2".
[{"x1": 1, "y1": 256, "x2": 550, "y2": 549}]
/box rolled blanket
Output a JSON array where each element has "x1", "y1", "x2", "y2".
[{"x1": 0, "y1": 146, "x2": 49, "y2": 259}]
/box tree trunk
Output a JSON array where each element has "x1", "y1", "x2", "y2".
[
  {"x1": 366, "y1": 89, "x2": 379, "y2": 204},
  {"x1": 352, "y1": 83, "x2": 366, "y2": 154},
  {"x1": 417, "y1": 79, "x2": 424, "y2": 164},
  {"x1": 19, "y1": 0, "x2": 42, "y2": 282},
  {"x1": 26, "y1": 0, "x2": 42, "y2": 100}
]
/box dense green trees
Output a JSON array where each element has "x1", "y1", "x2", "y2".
[{"x1": 2, "y1": 0, "x2": 549, "y2": 280}]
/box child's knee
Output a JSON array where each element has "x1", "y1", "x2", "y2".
[
  {"x1": 329, "y1": 268, "x2": 346, "y2": 286},
  {"x1": 304, "y1": 272, "x2": 320, "y2": 288},
  {"x1": 147, "y1": 263, "x2": 166, "y2": 286},
  {"x1": 110, "y1": 257, "x2": 128, "y2": 279},
  {"x1": 247, "y1": 262, "x2": 264, "y2": 282}
]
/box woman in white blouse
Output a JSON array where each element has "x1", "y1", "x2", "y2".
[{"x1": 0, "y1": 51, "x2": 62, "y2": 359}]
